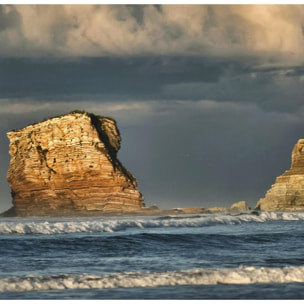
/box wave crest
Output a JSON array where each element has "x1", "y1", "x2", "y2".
[
  {"x1": 1, "y1": 265, "x2": 304, "y2": 293},
  {"x1": 0, "y1": 211, "x2": 304, "y2": 235}
]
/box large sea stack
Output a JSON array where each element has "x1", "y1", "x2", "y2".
[
  {"x1": 256, "y1": 139, "x2": 304, "y2": 211},
  {"x1": 6, "y1": 111, "x2": 144, "y2": 216}
]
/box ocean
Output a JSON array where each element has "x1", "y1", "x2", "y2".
[{"x1": 1, "y1": 211, "x2": 304, "y2": 299}]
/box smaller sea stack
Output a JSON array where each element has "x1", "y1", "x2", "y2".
[{"x1": 256, "y1": 139, "x2": 304, "y2": 211}]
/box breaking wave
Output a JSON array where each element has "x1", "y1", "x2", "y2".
[
  {"x1": 1, "y1": 211, "x2": 304, "y2": 235},
  {"x1": 1, "y1": 265, "x2": 304, "y2": 293}
]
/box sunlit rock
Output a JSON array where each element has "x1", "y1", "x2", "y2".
[
  {"x1": 6, "y1": 110, "x2": 144, "y2": 216},
  {"x1": 230, "y1": 201, "x2": 249, "y2": 212},
  {"x1": 256, "y1": 139, "x2": 304, "y2": 211}
]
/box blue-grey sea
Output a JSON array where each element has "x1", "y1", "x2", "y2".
[{"x1": 1, "y1": 211, "x2": 304, "y2": 299}]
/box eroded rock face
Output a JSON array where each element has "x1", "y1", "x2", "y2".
[
  {"x1": 7, "y1": 111, "x2": 144, "y2": 216},
  {"x1": 256, "y1": 139, "x2": 304, "y2": 211}
]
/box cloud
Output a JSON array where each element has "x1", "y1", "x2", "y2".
[
  {"x1": 0, "y1": 98, "x2": 299, "y2": 129},
  {"x1": 0, "y1": 100, "x2": 53, "y2": 114},
  {"x1": 1, "y1": 5, "x2": 304, "y2": 66},
  {"x1": 162, "y1": 66, "x2": 304, "y2": 112},
  {"x1": 2, "y1": 55, "x2": 304, "y2": 116}
]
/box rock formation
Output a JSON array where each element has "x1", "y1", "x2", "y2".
[
  {"x1": 6, "y1": 110, "x2": 144, "y2": 216},
  {"x1": 207, "y1": 201, "x2": 250, "y2": 213},
  {"x1": 230, "y1": 201, "x2": 250, "y2": 212},
  {"x1": 256, "y1": 139, "x2": 304, "y2": 211},
  {"x1": 207, "y1": 207, "x2": 229, "y2": 213}
]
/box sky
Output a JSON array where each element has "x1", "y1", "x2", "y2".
[{"x1": 1, "y1": 4, "x2": 304, "y2": 212}]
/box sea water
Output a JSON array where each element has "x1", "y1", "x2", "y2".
[{"x1": 1, "y1": 211, "x2": 304, "y2": 299}]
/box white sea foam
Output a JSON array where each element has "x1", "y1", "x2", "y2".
[
  {"x1": 1, "y1": 265, "x2": 304, "y2": 293},
  {"x1": 0, "y1": 211, "x2": 304, "y2": 235}
]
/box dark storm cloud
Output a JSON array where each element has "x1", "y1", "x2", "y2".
[
  {"x1": 0, "y1": 56, "x2": 225, "y2": 104},
  {"x1": 2, "y1": 57, "x2": 304, "y2": 113},
  {"x1": 162, "y1": 65, "x2": 304, "y2": 112}
]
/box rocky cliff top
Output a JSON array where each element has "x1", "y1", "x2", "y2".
[{"x1": 284, "y1": 139, "x2": 304, "y2": 175}]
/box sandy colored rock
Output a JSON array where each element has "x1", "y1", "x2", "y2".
[
  {"x1": 230, "y1": 201, "x2": 250, "y2": 212},
  {"x1": 207, "y1": 207, "x2": 229, "y2": 213},
  {"x1": 179, "y1": 207, "x2": 206, "y2": 214},
  {"x1": 6, "y1": 111, "x2": 144, "y2": 216},
  {"x1": 256, "y1": 139, "x2": 304, "y2": 211}
]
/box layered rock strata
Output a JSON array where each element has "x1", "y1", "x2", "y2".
[
  {"x1": 6, "y1": 111, "x2": 144, "y2": 216},
  {"x1": 256, "y1": 139, "x2": 304, "y2": 211}
]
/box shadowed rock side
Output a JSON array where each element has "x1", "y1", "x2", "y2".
[
  {"x1": 256, "y1": 139, "x2": 304, "y2": 211},
  {"x1": 6, "y1": 111, "x2": 144, "y2": 216}
]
